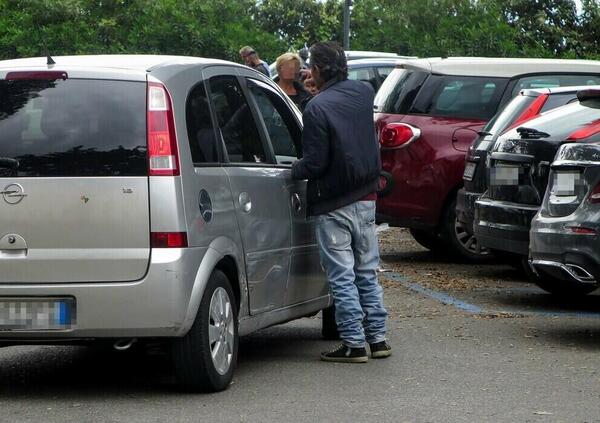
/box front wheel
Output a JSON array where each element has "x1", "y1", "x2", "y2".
[
  {"x1": 409, "y1": 228, "x2": 444, "y2": 252},
  {"x1": 171, "y1": 270, "x2": 238, "y2": 392},
  {"x1": 441, "y1": 197, "x2": 492, "y2": 262}
]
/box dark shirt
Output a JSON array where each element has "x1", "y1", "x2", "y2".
[
  {"x1": 292, "y1": 78, "x2": 381, "y2": 215},
  {"x1": 286, "y1": 81, "x2": 312, "y2": 112}
]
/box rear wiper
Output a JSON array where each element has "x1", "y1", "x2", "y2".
[
  {"x1": 516, "y1": 127, "x2": 550, "y2": 139},
  {"x1": 0, "y1": 157, "x2": 19, "y2": 169},
  {"x1": 477, "y1": 131, "x2": 492, "y2": 137}
]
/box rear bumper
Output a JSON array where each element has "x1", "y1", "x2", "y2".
[
  {"x1": 530, "y1": 216, "x2": 600, "y2": 283},
  {"x1": 473, "y1": 198, "x2": 538, "y2": 256},
  {"x1": 0, "y1": 247, "x2": 208, "y2": 340}
]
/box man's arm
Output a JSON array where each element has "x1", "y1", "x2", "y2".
[{"x1": 292, "y1": 105, "x2": 329, "y2": 180}]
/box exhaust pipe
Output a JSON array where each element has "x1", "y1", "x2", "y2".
[
  {"x1": 531, "y1": 260, "x2": 597, "y2": 284},
  {"x1": 113, "y1": 338, "x2": 137, "y2": 351}
]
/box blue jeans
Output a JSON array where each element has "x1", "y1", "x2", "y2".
[{"x1": 316, "y1": 201, "x2": 388, "y2": 348}]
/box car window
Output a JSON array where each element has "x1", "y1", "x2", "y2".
[
  {"x1": 540, "y1": 92, "x2": 578, "y2": 112},
  {"x1": 186, "y1": 82, "x2": 218, "y2": 164},
  {"x1": 428, "y1": 76, "x2": 508, "y2": 120},
  {"x1": 348, "y1": 67, "x2": 377, "y2": 91},
  {"x1": 0, "y1": 78, "x2": 146, "y2": 177},
  {"x1": 247, "y1": 80, "x2": 301, "y2": 165},
  {"x1": 376, "y1": 69, "x2": 428, "y2": 114},
  {"x1": 208, "y1": 75, "x2": 267, "y2": 164},
  {"x1": 512, "y1": 75, "x2": 600, "y2": 97}
]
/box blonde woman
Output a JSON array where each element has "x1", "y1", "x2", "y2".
[{"x1": 275, "y1": 52, "x2": 312, "y2": 111}]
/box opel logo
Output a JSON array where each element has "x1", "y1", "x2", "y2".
[{"x1": 1, "y1": 183, "x2": 27, "y2": 205}]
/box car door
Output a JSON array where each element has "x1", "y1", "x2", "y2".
[
  {"x1": 205, "y1": 71, "x2": 291, "y2": 315},
  {"x1": 245, "y1": 78, "x2": 328, "y2": 306}
]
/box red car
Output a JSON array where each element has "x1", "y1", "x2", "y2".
[{"x1": 374, "y1": 57, "x2": 600, "y2": 261}]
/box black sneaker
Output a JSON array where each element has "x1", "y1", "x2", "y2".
[
  {"x1": 320, "y1": 344, "x2": 368, "y2": 363},
  {"x1": 369, "y1": 341, "x2": 392, "y2": 358}
]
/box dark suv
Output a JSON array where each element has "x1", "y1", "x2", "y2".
[
  {"x1": 374, "y1": 57, "x2": 600, "y2": 261},
  {"x1": 474, "y1": 90, "x2": 600, "y2": 294},
  {"x1": 456, "y1": 86, "x2": 592, "y2": 256}
]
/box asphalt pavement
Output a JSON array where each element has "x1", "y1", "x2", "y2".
[{"x1": 1, "y1": 229, "x2": 600, "y2": 423}]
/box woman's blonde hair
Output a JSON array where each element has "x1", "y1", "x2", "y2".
[{"x1": 275, "y1": 52, "x2": 301, "y2": 73}]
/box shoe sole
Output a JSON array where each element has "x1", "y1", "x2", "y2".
[
  {"x1": 371, "y1": 350, "x2": 392, "y2": 359},
  {"x1": 320, "y1": 355, "x2": 368, "y2": 363}
]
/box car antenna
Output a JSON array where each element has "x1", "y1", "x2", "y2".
[{"x1": 47, "y1": 55, "x2": 55, "y2": 65}]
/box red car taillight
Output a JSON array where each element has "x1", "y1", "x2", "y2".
[
  {"x1": 567, "y1": 118, "x2": 600, "y2": 141},
  {"x1": 151, "y1": 232, "x2": 188, "y2": 248},
  {"x1": 147, "y1": 82, "x2": 180, "y2": 176},
  {"x1": 506, "y1": 94, "x2": 549, "y2": 132},
  {"x1": 380, "y1": 123, "x2": 420, "y2": 149}
]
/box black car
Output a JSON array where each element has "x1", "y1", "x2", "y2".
[
  {"x1": 456, "y1": 86, "x2": 591, "y2": 256},
  {"x1": 473, "y1": 89, "x2": 600, "y2": 291}
]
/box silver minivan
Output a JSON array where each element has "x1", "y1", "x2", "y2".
[{"x1": 0, "y1": 55, "x2": 332, "y2": 392}]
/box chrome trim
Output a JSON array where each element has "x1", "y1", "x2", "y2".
[{"x1": 531, "y1": 260, "x2": 597, "y2": 284}]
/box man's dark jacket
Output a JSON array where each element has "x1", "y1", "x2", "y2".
[{"x1": 291, "y1": 78, "x2": 381, "y2": 216}]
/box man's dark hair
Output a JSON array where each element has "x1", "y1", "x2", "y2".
[{"x1": 309, "y1": 41, "x2": 348, "y2": 83}]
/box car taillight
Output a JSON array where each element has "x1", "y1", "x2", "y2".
[
  {"x1": 380, "y1": 123, "x2": 420, "y2": 149},
  {"x1": 567, "y1": 118, "x2": 600, "y2": 141},
  {"x1": 147, "y1": 82, "x2": 179, "y2": 176},
  {"x1": 506, "y1": 94, "x2": 549, "y2": 132},
  {"x1": 588, "y1": 183, "x2": 600, "y2": 204},
  {"x1": 566, "y1": 226, "x2": 596, "y2": 235},
  {"x1": 151, "y1": 232, "x2": 188, "y2": 248}
]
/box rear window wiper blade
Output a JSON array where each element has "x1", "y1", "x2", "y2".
[
  {"x1": 0, "y1": 157, "x2": 19, "y2": 169},
  {"x1": 516, "y1": 127, "x2": 550, "y2": 139}
]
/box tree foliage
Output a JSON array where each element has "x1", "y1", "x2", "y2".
[{"x1": 1, "y1": 0, "x2": 600, "y2": 62}]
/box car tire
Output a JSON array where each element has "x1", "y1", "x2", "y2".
[
  {"x1": 172, "y1": 269, "x2": 238, "y2": 392},
  {"x1": 409, "y1": 229, "x2": 445, "y2": 252},
  {"x1": 442, "y1": 197, "x2": 492, "y2": 262},
  {"x1": 321, "y1": 305, "x2": 340, "y2": 340}
]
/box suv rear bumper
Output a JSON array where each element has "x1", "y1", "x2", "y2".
[
  {"x1": 473, "y1": 198, "x2": 539, "y2": 256},
  {"x1": 0, "y1": 247, "x2": 208, "y2": 340}
]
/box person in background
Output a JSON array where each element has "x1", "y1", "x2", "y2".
[
  {"x1": 274, "y1": 53, "x2": 312, "y2": 111},
  {"x1": 239, "y1": 46, "x2": 271, "y2": 77},
  {"x1": 292, "y1": 41, "x2": 391, "y2": 363}
]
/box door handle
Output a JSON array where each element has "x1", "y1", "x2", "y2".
[{"x1": 291, "y1": 193, "x2": 302, "y2": 213}]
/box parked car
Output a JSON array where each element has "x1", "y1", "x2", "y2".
[
  {"x1": 0, "y1": 55, "x2": 332, "y2": 392},
  {"x1": 456, "y1": 86, "x2": 596, "y2": 256},
  {"x1": 530, "y1": 140, "x2": 600, "y2": 296},
  {"x1": 374, "y1": 57, "x2": 600, "y2": 261},
  {"x1": 346, "y1": 58, "x2": 405, "y2": 93},
  {"x1": 474, "y1": 89, "x2": 600, "y2": 294}
]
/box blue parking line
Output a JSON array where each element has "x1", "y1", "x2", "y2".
[
  {"x1": 383, "y1": 272, "x2": 483, "y2": 314},
  {"x1": 383, "y1": 271, "x2": 600, "y2": 318}
]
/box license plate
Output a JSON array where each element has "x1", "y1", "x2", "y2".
[
  {"x1": 463, "y1": 162, "x2": 477, "y2": 181},
  {"x1": 491, "y1": 165, "x2": 519, "y2": 186},
  {"x1": 552, "y1": 171, "x2": 582, "y2": 196},
  {"x1": 0, "y1": 298, "x2": 75, "y2": 331}
]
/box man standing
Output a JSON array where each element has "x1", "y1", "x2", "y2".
[
  {"x1": 292, "y1": 42, "x2": 391, "y2": 363},
  {"x1": 239, "y1": 46, "x2": 271, "y2": 77}
]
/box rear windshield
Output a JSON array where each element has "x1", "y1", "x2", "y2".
[
  {"x1": 0, "y1": 78, "x2": 146, "y2": 177},
  {"x1": 502, "y1": 99, "x2": 600, "y2": 141}
]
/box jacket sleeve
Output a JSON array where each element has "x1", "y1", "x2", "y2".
[{"x1": 292, "y1": 104, "x2": 329, "y2": 180}]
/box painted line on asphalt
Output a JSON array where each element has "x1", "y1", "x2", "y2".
[
  {"x1": 383, "y1": 272, "x2": 483, "y2": 314},
  {"x1": 383, "y1": 271, "x2": 600, "y2": 319}
]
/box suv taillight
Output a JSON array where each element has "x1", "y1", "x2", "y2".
[
  {"x1": 147, "y1": 82, "x2": 180, "y2": 176},
  {"x1": 506, "y1": 94, "x2": 549, "y2": 132},
  {"x1": 567, "y1": 119, "x2": 600, "y2": 141},
  {"x1": 380, "y1": 123, "x2": 420, "y2": 149}
]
